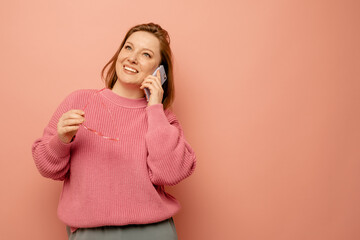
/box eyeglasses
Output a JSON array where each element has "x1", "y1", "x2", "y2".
[{"x1": 80, "y1": 88, "x2": 120, "y2": 141}]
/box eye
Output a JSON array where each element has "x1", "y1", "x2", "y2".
[
  {"x1": 124, "y1": 45, "x2": 132, "y2": 50},
  {"x1": 143, "y1": 52, "x2": 151, "y2": 58}
]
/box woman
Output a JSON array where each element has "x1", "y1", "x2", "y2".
[{"x1": 32, "y1": 23, "x2": 196, "y2": 240}]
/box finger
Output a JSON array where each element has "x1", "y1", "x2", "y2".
[
  {"x1": 144, "y1": 75, "x2": 161, "y2": 85},
  {"x1": 152, "y1": 77, "x2": 162, "y2": 89},
  {"x1": 152, "y1": 71, "x2": 162, "y2": 86},
  {"x1": 68, "y1": 109, "x2": 85, "y2": 115},
  {"x1": 140, "y1": 83, "x2": 154, "y2": 92},
  {"x1": 61, "y1": 118, "x2": 84, "y2": 127},
  {"x1": 156, "y1": 69, "x2": 162, "y2": 84},
  {"x1": 142, "y1": 80, "x2": 162, "y2": 90},
  {"x1": 141, "y1": 78, "x2": 161, "y2": 89},
  {"x1": 63, "y1": 112, "x2": 86, "y2": 120},
  {"x1": 61, "y1": 125, "x2": 80, "y2": 133}
]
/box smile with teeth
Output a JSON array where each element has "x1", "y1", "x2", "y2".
[{"x1": 124, "y1": 65, "x2": 138, "y2": 73}]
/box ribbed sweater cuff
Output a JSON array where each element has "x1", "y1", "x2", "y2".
[
  {"x1": 146, "y1": 104, "x2": 169, "y2": 129},
  {"x1": 48, "y1": 135, "x2": 72, "y2": 157}
]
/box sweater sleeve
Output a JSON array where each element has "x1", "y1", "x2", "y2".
[
  {"x1": 31, "y1": 92, "x2": 76, "y2": 181},
  {"x1": 145, "y1": 104, "x2": 197, "y2": 186}
]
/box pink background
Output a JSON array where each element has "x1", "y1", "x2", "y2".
[{"x1": 1, "y1": 0, "x2": 360, "y2": 239}]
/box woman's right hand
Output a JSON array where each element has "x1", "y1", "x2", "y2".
[{"x1": 57, "y1": 109, "x2": 85, "y2": 144}]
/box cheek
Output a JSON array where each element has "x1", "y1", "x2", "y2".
[
  {"x1": 115, "y1": 59, "x2": 123, "y2": 75},
  {"x1": 115, "y1": 60, "x2": 121, "y2": 70},
  {"x1": 117, "y1": 51, "x2": 127, "y2": 63},
  {"x1": 116, "y1": 54, "x2": 124, "y2": 63},
  {"x1": 116, "y1": 53, "x2": 125, "y2": 65},
  {"x1": 141, "y1": 59, "x2": 159, "y2": 72},
  {"x1": 142, "y1": 65, "x2": 155, "y2": 76}
]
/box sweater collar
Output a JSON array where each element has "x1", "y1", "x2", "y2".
[{"x1": 100, "y1": 88, "x2": 148, "y2": 108}]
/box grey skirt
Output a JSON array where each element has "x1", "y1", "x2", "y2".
[{"x1": 66, "y1": 218, "x2": 178, "y2": 240}]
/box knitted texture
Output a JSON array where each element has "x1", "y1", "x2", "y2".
[{"x1": 32, "y1": 88, "x2": 196, "y2": 232}]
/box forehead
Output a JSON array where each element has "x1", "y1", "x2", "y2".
[{"x1": 126, "y1": 31, "x2": 160, "y2": 52}]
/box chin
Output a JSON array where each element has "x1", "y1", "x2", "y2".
[{"x1": 118, "y1": 76, "x2": 141, "y2": 86}]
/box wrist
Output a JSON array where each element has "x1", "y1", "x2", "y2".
[{"x1": 58, "y1": 135, "x2": 75, "y2": 144}]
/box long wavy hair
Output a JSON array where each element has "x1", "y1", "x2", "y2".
[{"x1": 101, "y1": 23, "x2": 175, "y2": 110}]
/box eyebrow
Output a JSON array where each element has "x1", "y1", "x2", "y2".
[{"x1": 125, "y1": 41, "x2": 155, "y2": 54}]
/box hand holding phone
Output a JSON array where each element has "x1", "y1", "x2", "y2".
[{"x1": 144, "y1": 65, "x2": 167, "y2": 102}]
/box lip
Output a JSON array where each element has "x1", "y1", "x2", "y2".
[{"x1": 123, "y1": 64, "x2": 139, "y2": 74}]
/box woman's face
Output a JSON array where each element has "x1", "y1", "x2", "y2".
[{"x1": 115, "y1": 31, "x2": 161, "y2": 86}]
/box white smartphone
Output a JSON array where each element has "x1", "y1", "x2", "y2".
[{"x1": 144, "y1": 65, "x2": 167, "y2": 102}]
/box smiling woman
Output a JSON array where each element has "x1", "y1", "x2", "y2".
[
  {"x1": 102, "y1": 23, "x2": 175, "y2": 110},
  {"x1": 31, "y1": 23, "x2": 196, "y2": 240},
  {"x1": 114, "y1": 31, "x2": 162, "y2": 97}
]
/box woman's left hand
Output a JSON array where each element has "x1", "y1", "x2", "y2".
[{"x1": 140, "y1": 70, "x2": 164, "y2": 106}]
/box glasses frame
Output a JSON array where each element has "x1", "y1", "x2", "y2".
[{"x1": 80, "y1": 88, "x2": 121, "y2": 141}]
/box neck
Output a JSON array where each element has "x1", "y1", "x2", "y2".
[{"x1": 111, "y1": 80, "x2": 145, "y2": 99}]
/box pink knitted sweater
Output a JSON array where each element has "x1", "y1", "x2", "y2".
[{"x1": 32, "y1": 88, "x2": 196, "y2": 232}]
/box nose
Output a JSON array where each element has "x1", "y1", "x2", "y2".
[{"x1": 127, "y1": 52, "x2": 138, "y2": 64}]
